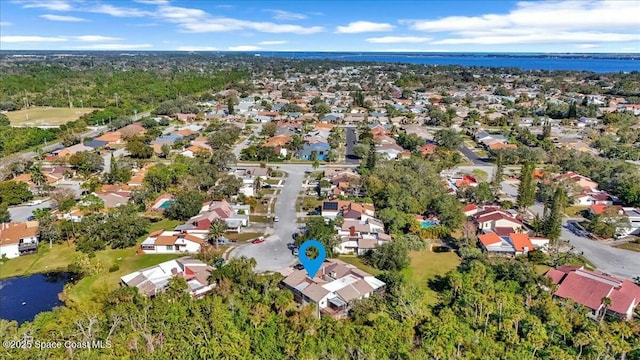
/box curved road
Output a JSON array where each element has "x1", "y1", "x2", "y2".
[{"x1": 230, "y1": 164, "x2": 309, "y2": 272}]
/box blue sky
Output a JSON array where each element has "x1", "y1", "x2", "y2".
[{"x1": 1, "y1": 0, "x2": 639, "y2": 52}]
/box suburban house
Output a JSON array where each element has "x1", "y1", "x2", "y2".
[
  {"x1": 477, "y1": 232, "x2": 548, "y2": 256},
  {"x1": 575, "y1": 192, "x2": 616, "y2": 206},
  {"x1": 263, "y1": 135, "x2": 292, "y2": 156},
  {"x1": 119, "y1": 123, "x2": 146, "y2": 139},
  {"x1": 280, "y1": 258, "x2": 386, "y2": 318},
  {"x1": 54, "y1": 142, "x2": 94, "y2": 158},
  {"x1": 375, "y1": 143, "x2": 404, "y2": 160},
  {"x1": 545, "y1": 266, "x2": 640, "y2": 321},
  {"x1": 95, "y1": 131, "x2": 124, "y2": 147},
  {"x1": 93, "y1": 190, "x2": 131, "y2": 208},
  {"x1": 557, "y1": 172, "x2": 599, "y2": 192},
  {"x1": 334, "y1": 218, "x2": 390, "y2": 255},
  {"x1": 473, "y1": 208, "x2": 523, "y2": 233},
  {"x1": 0, "y1": 222, "x2": 39, "y2": 259},
  {"x1": 321, "y1": 200, "x2": 375, "y2": 220},
  {"x1": 176, "y1": 199, "x2": 250, "y2": 233},
  {"x1": 120, "y1": 257, "x2": 214, "y2": 298},
  {"x1": 139, "y1": 230, "x2": 207, "y2": 254},
  {"x1": 300, "y1": 142, "x2": 331, "y2": 160}
]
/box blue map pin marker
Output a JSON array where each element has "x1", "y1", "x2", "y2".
[{"x1": 298, "y1": 239, "x2": 326, "y2": 278}]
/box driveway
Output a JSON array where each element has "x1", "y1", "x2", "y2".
[
  {"x1": 230, "y1": 164, "x2": 309, "y2": 272},
  {"x1": 459, "y1": 145, "x2": 490, "y2": 166},
  {"x1": 102, "y1": 148, "x2": 128, "y2": 173},
  {"x1": 345, "y1": 126, "x2": 359, "y2": 165}
]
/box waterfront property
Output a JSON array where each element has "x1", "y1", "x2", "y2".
[
  {"x1": 0, "y1": 222, "x2": 39, "y2": 259},
  {"x1": 120, "y1": 257, "x2": 214, "y2": 298}
]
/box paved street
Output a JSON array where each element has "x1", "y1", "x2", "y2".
[
  {"x1": 233, "y1": 123, "x2": 263, "y2": 159},
  {"x1": 230, "y1": 164, "x2": 309, "y2": 272},
  {"x1": 559, "y1": 218, "x2": 640, "y2": 279},
  {"x1": 345, "y1": 126, "x2": 359, "y2": 165},
  {"x1": 8, "y1": 200, "x2": 53, "y2": 222}
]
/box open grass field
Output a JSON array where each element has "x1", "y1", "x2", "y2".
[
  {"x1": 7, "y1": 107, "x2": 96, "y2": 127},
  {"x1": 338, "y1": 255, "x2": 382, "y2": 276},
  {"x1": 402, "y1": 249, "x2": 461, "y2": 304}
]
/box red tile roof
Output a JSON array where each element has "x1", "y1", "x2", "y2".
[
  {"x1": 478, "y1": 233, "x2": 501, "y2": 247},
  {"x1": 509, "y1": 233, "x2": 534, "y2": 252}
]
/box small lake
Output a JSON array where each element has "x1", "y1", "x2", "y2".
[{"x1": 0, "y1": 272, "x2": 76, "y2": 324}]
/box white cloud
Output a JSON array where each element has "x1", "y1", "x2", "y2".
[
  {"x1": 266, "y1": 9, "x2": 306, "y2": 21},
  {"x1": 432, "y1": 31, "x2": 640, "y2": 45},
  {"x1": 88, "y1": 4, "x2": 150, "y2": 17},
  {"x1": 40, "y1": 14, "x2": 88, "y2": 22},
  {"x1": 134, "y1": 0, "x2": 169, "y2": 4},
  {"x1": 74, "y1": 35, "x2": 123, "y2": 42},
  {"x1": 259, "y1": 40, "x2": 288, "y2": 45},
  {"x1": 366, "y1": 36, "x2": 431, "y2": 43},
  {"x1": 0, "y1": 22, "x2": 12, "y2": 26},
  {"x1": 335, "y1": 21, "x2": 394, "y2": 34},
  {"x1": 176, "y1": 46, "x2": 218, "y2": 51},
  {"x1": 576, "y1": 44, "x2": 599, "y2": 49},
  {"x1": 156, "y1": 5, "x2": 324, "y2": 34},
  {"x1": 1, "y1": 35, "x2": 67, "y2": 42},
  {"x1": 21, "y1": 0, "x2": 72, "y2": 11},
  {"x1": 406, "y1": 1, "x2": 640, "y2": 46},
  {"x1": 228, "y1": 45, "x2": 261, "y2": 51},
  {"x1": 74, "y1": 43, "x2": 153, "y2": 50}
]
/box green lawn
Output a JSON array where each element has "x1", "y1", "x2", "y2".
[
  {"x1": 565, "y1": 206, "x2": 588, "y2": 217},
  {"x1": 250, "y1": 215, "x2": 269, "y2": 223},
  {"x1": 615, "y1": 241, "x2": 640, "y2": 252},
  {"x1": 65, "y1": 219, "x2": 182, "y2": 306},
  {"x1": 0, "y1": 242, "x2": 79, "y2": 279},
  {"x1": 401, "y1": 250, "x2": 461, "y2": 304},
  {"x1": 7, "y1": 107, "x2": 96, "y2": 126},
  {"x1": 535, "y1": 264, "x2": 551, "y2": 275},
  {"x1": 338, "y1": 255, "x2": 382, "y2": 276},
  {"x1": 265, "y1": 179, "x2": 280, "y2": 185}
]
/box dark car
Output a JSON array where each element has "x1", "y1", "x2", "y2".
[
  {"x1": 27, "y1": 215, "x2": 36, "y2": 221},
  {"x1": 262, "y1": 184, "x2": 272, "y2": 189},
  {"x1": 286, "y1": 242, "x2": 295, "y2": 250},
  {"x1": 293, "y1": 263, "x2": 304, "y2": 270}
]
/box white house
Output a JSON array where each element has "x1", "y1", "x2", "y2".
[
  {"x1": 0, "y1": 222, "x2": 39, "y2": 259},
  {"x1": 120, "y1": 257, "x2": 215, "y2": 298},
  {"x1": 334, "y1": 218, "x2": 390, "y2": 255},
  {"x1": 139, "y1": 230, "x2": 207, "y2": 254}
]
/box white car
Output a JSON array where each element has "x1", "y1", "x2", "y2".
[{"x1": 273, "y1": 216, "x2": 280, "y2": 222}]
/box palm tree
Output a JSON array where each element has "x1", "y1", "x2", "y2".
[
  {"x1": 208, "y1": 219, "x2": 227, "y2": 250},
  {"x1": 29, "y1": 162, "x2": 47, "y2": 194},
  {"x1": 599, "y1": 296, "x2": 611, "y2": 322}
]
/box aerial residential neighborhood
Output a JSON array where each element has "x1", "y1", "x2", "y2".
[{"x1": 0, "y1": 0, "x2": 639, "y2": 356}]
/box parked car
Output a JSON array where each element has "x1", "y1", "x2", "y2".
[
  {"x1": 293, "y1": 263, "x2": 304, "y2": 270},
  {"x1": 27, "y1": 215, "x2": 36, "y2": 221},
  {"x1": 286, "y1": 242, "x2": 295, "y2": 250},
  {"x1": 273, "y1": 216, "x2": 280, "y2": 222},
  {"x1": 251, "y1": 236, "x2": 266, "y2": 244},
  {"x1": 262, "y1": 184, "x2": 272, "y2": 189},
  {"x1": 292, "y1": 247, "x2": 299, "y2": 256}
]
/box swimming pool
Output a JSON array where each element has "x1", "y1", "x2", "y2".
[
  {"x1": 421, "y1": 220, "x2": 438, "y2": 228},
  {"x1": 158, "y1": 200, "x2": 174, "y2": 209}
]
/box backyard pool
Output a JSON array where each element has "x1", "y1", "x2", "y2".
[
  {"x1": 158, "y1": 200, "x2": 174, "y2": 209},
  {"x1": 421, "y1": 220, "x2": 438, "y2": 228}
]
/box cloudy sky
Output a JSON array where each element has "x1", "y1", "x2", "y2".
[{"x1": 1, "y1": 0, "x2": 639, "y2": 52}]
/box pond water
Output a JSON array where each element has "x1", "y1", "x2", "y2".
[{"x1": 0, "y1": 272, "x2": 75, "y2": 324}]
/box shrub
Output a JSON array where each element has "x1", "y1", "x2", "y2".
[{"x1": 108, "y1": 264, "x2": 120, "y2": 273}]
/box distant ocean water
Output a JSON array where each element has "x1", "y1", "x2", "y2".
[{"x1": 254, "y1": 52, "x2": 640, "y2": 73}]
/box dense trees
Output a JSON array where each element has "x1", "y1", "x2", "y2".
[
  {"x1": 1, "y1": 255, "x2": 637, "y2": 360},
  {"x1": 68, "y1": 151, "x2": 104, "y2": 174},
  {"x1": 0, "y1": 181, "x2": 33, "y2": 205},
  {"x1": 517, "y1": 162, "x2": 536, "y2": 210},
  {"x1": 365, "y1": 157, "x2": 464, "y2": 233},
  {"x1": 434, "y1": 129, "x2": 463, "y2": 150},
  {"x1": 75, "y1": 204, "x2": 149, "y2": 254},
  {"x1": 165, "y1": 190, "x2": 205, "y2": 221}
]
